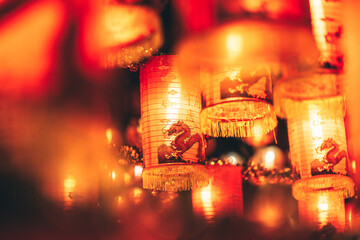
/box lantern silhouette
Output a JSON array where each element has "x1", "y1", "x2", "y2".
[
  {"x1": 274, "y1": 71, "x2": 352, "y2": 179},
  {"x1": 343, "y1": 1, "x2": 360, "y2": 198},
  {"x1": 177, "y1": 20, "x2": 317, "y2": 138},
  {"x1": 274, "y1": 70, "x2": 355, "y2": 230},
  {"x1": 293, "y1": 176, "x2": 354, "y2": 231},
  {"x1": 140, "y1": 55, "x2": 208, "y2": 191},
  {"x1": 309, "y1": 0, "x2": 343, "y2": 68},
  {"x1": 192, "y1": 165, "x2": 243, "y2": 223},
  {"x1": 89, "y1": 2, "x2": 163, "y2": 68}
]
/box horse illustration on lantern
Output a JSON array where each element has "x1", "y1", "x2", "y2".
[
  {"x1": 157, "y1": 120, "x2": 205, "y2": 164},
  {"x1": 311, "y1": 137, "x2": 347, "y2": 175}
]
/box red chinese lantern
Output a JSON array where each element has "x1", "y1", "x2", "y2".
[
  {"x1": 309, "y1": 0, "x2": 343, "y2": 68},
  {"x1": 294, "y1": 177, "x2": 353, "y2": 231},
  {"x1": 192, "y1": 165, "x2": 243, "y2": 223},
  {"x1": 140, "y1": 55, "x2": 208, "y2": 191},
  {"x1": 343, "y1": 1, "x2": 360, "y2": 198},
  {"x1": 177, "y1": 19, "x2": 317, "y2": 138},
  {"x1": 274, "y1": 70, "x2": 355, "y2": 230},
  {"x1": 82, "y1": 1, "x2": 163, "y2": 69},
  {"x1": 275, "y1": 71, "x2": 351, "y2": 179}
]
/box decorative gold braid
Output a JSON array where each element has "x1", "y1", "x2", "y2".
[{"x1": 142, "y1": 164, "x2": 209, "y2": 191}]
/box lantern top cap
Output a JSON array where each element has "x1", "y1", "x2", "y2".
[
  {"x1": 177, "y1": 20, "x2": 318, "y2": 77},
  {"x1": 274, "y1": 71, "x2": 346, "y2": 119}
]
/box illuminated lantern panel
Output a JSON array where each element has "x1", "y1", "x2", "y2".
[
  {"x1": 177, "y1": 20, "x2": 318, "y2": 138},
  {"x1": 297, "y1": 189, "x2": 345, "y2": 231},
  {"x1": 140, "y1": 55, "x2": 208, "y2": 191},
  {"x1": 288, "y1": 114, "x2": 347, "y2": 179},
  {"x1": 274, "y1": 71, "x2": 355, "y2": 230},
  {"x1": 309, "y1": 0, "x2": 343, "y2": 68},
  {"x1": 343, "y1": 1, "x2": 360, "y2": 197},
  {"x1": 192, "y1": 165, "x2": 243, "y2": 223},
  {"x1": 293, "y1": 176, "x2": 354, "y2": 231},
  {"x1": 199, "y1": 65, "x2": 277, "y2": 138},
  {"x1": 274, "y1": 71, "x2": 353, "y2": 180}
]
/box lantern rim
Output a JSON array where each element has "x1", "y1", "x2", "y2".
[
  {"x1": 200, "y1": 101, "x2": 277, "y2": 138},
  {"x1": 142, "y1": 164, "x2": 209, "y2": 191},
  {"x1": 292, "y1": 175, "x2": 355, "y2": 201},
  {"x1": 274, "y1": 71, "x2": 346, "y2": 119}
]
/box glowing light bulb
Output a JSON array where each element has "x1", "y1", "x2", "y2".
[
  {"x1": 106, "y1": 128, "x2": 112, "y2": 144},
  {"x1": 264, "y1": 150, "x2": 275, "y2": 169},
  {"x1": 111, "y1": 170, "x2": 116, "y2": 181},
  {"x1": 134, "y1": 165, "x2": 143, "y2": 177},
  {"x1": 226, "y1": 34, "x2": 242, "y2": 59}
]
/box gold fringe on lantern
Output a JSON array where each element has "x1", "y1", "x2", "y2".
[
  {"x1": 200, "y1": 102, "x2": 278, "y2": 138},
  {"x1": 292, "y1": 175, "x2": 355, "y2": 201},
  {"x1": 99, "y1": 5, "x2": 163, "y2": 68},
  {"x1": 142, "y1": 164, "x2": 209, "y2": 192},
  {"x1": 101, "y1": 31, "x2": 162, "y2": 68}
]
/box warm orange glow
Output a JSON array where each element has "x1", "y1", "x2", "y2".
[
  {"x1": 111, "y1": 171, "x2": 116, "y2": 181},
  {"x1": 141, "y1": 55, "x2": 204, "y2": 167},
  {"x1": 288, "y1": 114, "x2": 348, "y2": 178},
  {"x1": 344, "y1": 1, "x2": 360, "y2": 195},
  {"x1": 117, "y1": 195, "x2": 123, "y2": 206},
  {"x1": 124, "y1": 173, "x2": 131, "y2": 185},
  {"x1": 192, "y1": 166, "x2": 243, "y2": 222},
  {"x1": 198, "y1": 184, "x2": 215, "y2": 222},
  {"x1": 352, "y1": 161, "x2": 356, "y2": 173},
  {"x1": 140, "y1": 55, "x2": 208, "y2": 191},
  {"x1": 64, "y1": 174, "x2": 76, "y2": 208},
  {"x1": 257, "y1": 204, "x2": 281, "y2": 228},
  {"x1": 264, "y1": 150, "x2": 275, "y2": 169},
  {"x1": 226, "y1": 34, "x2": 242, "y2": 59},
  {"x1": 134, "y1": 165, "x2": 143, "y2": 178},
  {"x1": 298, "y1": 190, "x2": 345, "y2": 231},
  {"x1": 106, "y1": 129, "x2": 113, "y2": 144},
  {"x1": 309, "y1": 0, "x2": 343, "y2": 67},
  {"x1": 0, "y1": 0, "x2": 65, "y2": 96},
  {"x1": 133, "y1": 188, "x2": 142, "y2": 197},
  {"x1": 81, "y1": 2, "x2": 163, "y2": 69}
]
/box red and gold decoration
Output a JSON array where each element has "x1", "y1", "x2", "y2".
[
  {"x1": 274, "y1": 70, "x2": 355, "y2": 230},
  {"x1": 309, "y1": 0, "x2": 343, "y2": 68},
  {"x1": 192, "y1": 165, "x2": 243, "y2": 223},
  {"x1": 198, "y1": 64, "x2": 277, "y2": 138},
  {"x1": 293, "y1": 176, "x2": 354, "y2": 231},
  {"x1": 244, "y1": 146, "x2": 293, "y2": 185},
  {"x1": 92, "y1": 1, "x2": 163, "y2": 68},
  {"x1": 274, "y1": 71, "x2": 350, "y2": 179},
  {"x1": 140, "y1": 55, "x2": 208, "y2": 191},
  {"x1": 177, "y1": 18, "x2": 317, "y2": 138},
  {"x1": 344, "y1": 1, "x2": 360, "y2": 198}
]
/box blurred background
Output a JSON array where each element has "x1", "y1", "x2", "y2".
[{"x1": 0, "y1": 0, "x2": 359, "y2": 239}]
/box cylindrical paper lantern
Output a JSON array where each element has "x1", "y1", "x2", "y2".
[
  {"x1": 90, "y1": 2, "x2": 163, "y2": 68},
  {"x1": 297, "y1": 187, "x2": 346, "y2": 231},
  {"x1": 274, "y1": 71, "x2": 355, "y2": 226},
  {"x1": 309, "y1": 0, "x2": 343, "y2": 68},
  {"x1": 192, "y1": 165, "x2": 243, "y2": 223},
  {"x1": 140, "y1": 55, "x2": 208, "y2": 191},
  {"x1": 343, "y1": 1, "x2": 360, "y2": 198},
  {"x1": 177, "y1": 20, "x2": 318, "y2": 138},
  {"x1": 274, "y1": 71, "x2": 353, "y2": 181},
  {"x1": 199, "y1": 65, "x2": 277, "y2": 138}
]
